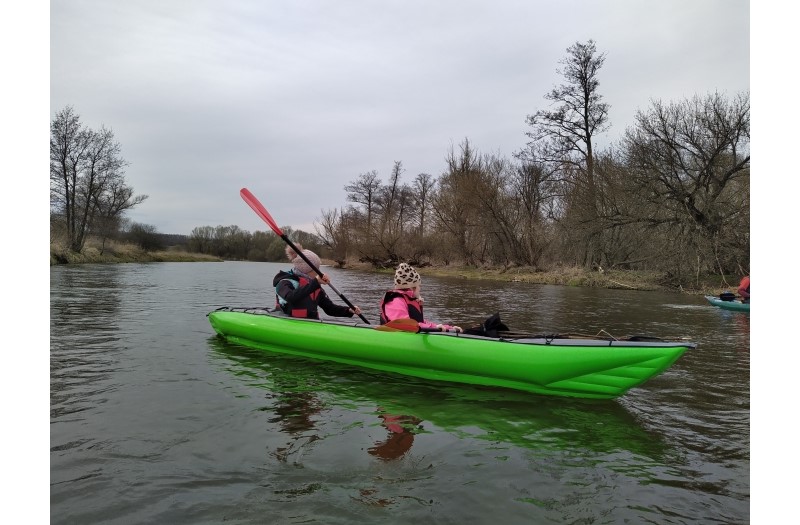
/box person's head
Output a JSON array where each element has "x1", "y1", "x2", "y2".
[
  {"x1": 393, "y1": 263, "x2": 421, "y2": 294},
  {"x1": 292, "y1": 249, "x2": 321, "y2": 276}
]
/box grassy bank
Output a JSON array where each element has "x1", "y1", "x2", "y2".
[
  {"x1": 50, "y1": 238, "x2": 738, "y2": 297},
  {"x1": 50, "y1": 239, "x2": 223, "y2": 265},
  {"x1": 343, "y1": 261, "x2": 740, "y2": 297}
]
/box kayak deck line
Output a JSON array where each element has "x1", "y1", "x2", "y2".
[{"x1": 212, "y1": 307, "x2": 692, "y2": 348}]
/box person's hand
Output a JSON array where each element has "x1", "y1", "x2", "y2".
[
  {"x1": 349, "y1": 305, "x2": 362, "y2": 315},
  {"x1": 316, "y1": 273, "x2": 331, "y2": 285}
]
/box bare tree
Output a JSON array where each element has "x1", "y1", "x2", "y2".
[
  {"x1": 431, "y1": 139, "x2": 485, "y2": 265},
  {"x1": 50, "y1": 106, "x2": 90, "y2": 251},
  {"x1": 125, "y1": 223, "x2": 164, "y2": 251},
  {"x1": 521, "y1": 40, "x2": 610, "y2": 267},
  {"x1": 623, "y1": 91, "x2": 750, "y2": 276},
  {"x1": 411, "y1": 173, "x2": 436, "y2": 235},
  {"x1": 188, "y1": 226, "x2": 215, "y2": 254},
  {"x1": 506, "y1": 159, "x2": 558, "y2": 267},
  {"x1": 376, "y1": 161, "x2": 403, "y2": 242},
  {"x1": 315, "y1": 208, "x2": 351, "y2": 265},
  {"x1": 50, "y1": 106, "x2": 147, "y2": 252},
  {"x1": 93, "y1": 165, "x2": 148, "y2": 250},
  {"x1": 344, "y1": 170, "x2": 381, "y2": 244}
]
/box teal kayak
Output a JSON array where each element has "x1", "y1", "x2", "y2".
[
  {"x1": 207, "y1": 307, "x2": 694, "y2": 400},
  {"x1": 705, "y1": 295, "x2": 750, "y2": 312}
]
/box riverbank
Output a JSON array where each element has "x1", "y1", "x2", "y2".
[
  {"x1": 342, "y1": 261, "x2": 737, "y2": 297},
  {"x1": 50, "y1": 241, "x2": 223, "y2": 265},
  {"x1": 50, "y1": 241, "x2": 738, "y2": 296}
]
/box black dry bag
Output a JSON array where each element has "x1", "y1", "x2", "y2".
[{"x1": 464, "y1": 312, "x2": 510, "y2": 338}]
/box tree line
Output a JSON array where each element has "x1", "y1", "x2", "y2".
[
  {"x1": 189, "y1": 55, "x2": 749, "y2": 287},
  {"x1": 312, "y1": 40, "x2": 749, "y2": 286},
  {"x1": 51, "y1": 40, "x2": 749, "y2": 288}
]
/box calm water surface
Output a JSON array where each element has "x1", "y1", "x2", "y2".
[{"x1": 51, "y1": 262, "x2": 750, "y2": 524}]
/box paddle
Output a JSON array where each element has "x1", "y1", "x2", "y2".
[
  {"x1": 374, "y1": 319, "x2": 445, "y2": 333},
  {"x1": 240, "y1": 187, "x2": 370, "y2": 324},
  {"x1": 375, "y1": 318, "x2": 422, "y2": 333}
]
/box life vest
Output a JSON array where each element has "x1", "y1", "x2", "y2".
[
  {"x1": 275, "y1": 278, "x2": 298, "y2": 308},
  {"x1": 275, "y1": 270, "x2": 321, "y2": 318},
  {"x1": 379, "y1": 290, "x2": 424, "y2": 324}
]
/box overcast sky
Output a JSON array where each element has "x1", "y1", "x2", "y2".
[
  {"x1": 48, "y1": 0, "x2": 750, "y2": 236},
  {"x1": 10, "y1": 3, "x2": 794, "y2": 510}
]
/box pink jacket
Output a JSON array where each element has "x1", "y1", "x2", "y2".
[{"x1": 382, "y1": 289, "x2": 459, "y2": 332}]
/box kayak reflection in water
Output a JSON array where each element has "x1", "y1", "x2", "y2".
[{"x1": 368, "y1": 410, "x2": 423, "y2": 461}]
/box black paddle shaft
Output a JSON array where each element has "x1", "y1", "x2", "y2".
[{"x1": 282, "y1": 235, "x2": 370, "y2": 324}]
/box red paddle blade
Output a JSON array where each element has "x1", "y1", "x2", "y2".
[
  {"x1": 240, "y1": 188, "x2": 283, "y2": 236},
  {"x1": 375, "y1": 318, "x2": 420, "y2": 333}
]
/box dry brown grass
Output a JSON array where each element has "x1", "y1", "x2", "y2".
[
  {"x1": 50, "y1": 236, "x2": 222, "y2": 265},
  {"x1": 417, "y1": 265, "x2": 666, "y2": 290},
  {"x1": 337, "y1": 261, "x2": 734, "y2": 296},
  {"x1": 50, "y1": 237, "x2": 734, "y2": 296}
]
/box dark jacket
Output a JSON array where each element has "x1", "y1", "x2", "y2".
[{"x1": 272, "y1": 269, "x2": 353, "y2": 319}]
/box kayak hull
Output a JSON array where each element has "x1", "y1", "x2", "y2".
[
  {"x1": 207, "y1": 308, "x2": 693, "y2": 400},
  {"x1": 705, "y1": 295, "x2": 750, "y2": 312}
]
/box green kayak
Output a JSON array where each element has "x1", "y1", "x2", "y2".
[
  {"x1": 705, "y1": 295, "x2": 750, "y2": 312},
  {"x1": 207, "y1": 307, "x2": 694, "y2": 400}
]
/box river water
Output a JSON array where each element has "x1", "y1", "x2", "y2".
[{"x1": 50, "y1": 261, "x2": 750, "y2": 524}]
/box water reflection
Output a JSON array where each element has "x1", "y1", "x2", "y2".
[
  {"x1": 368, "y1": 411, "x2": 423, "y2": 461},
  {"x1": 50, "y1": 262, "x2": 749, "y2": 524},
  {"x1": 50, "y1": 265, "x2": 123, "y2": 421},
  {"x1": 733, "y1": 312, "x2": 751, "y2": 361},
  {"x1": 50, "y1": 264, "x2": 123, "y2": 325},
  {"x1": 265, "y1": 386, "x2": 325, "y2": 463},
  {"x1": 209, "y1": 336, "x2": 669, "y2": 464},
  {"x1": 268, "y1": 391, "x2": 323, "y2": 434}
]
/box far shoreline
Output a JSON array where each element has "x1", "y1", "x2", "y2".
[{"x1": 50, "y1": 243, "x2": 738, "y2": 297}]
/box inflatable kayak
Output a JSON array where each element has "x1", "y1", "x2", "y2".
[
  {"x1": 207, "y1": 307, "x2": 694, "y2": 400},
  {"x1": 705, "y1": 295, "x2": 750, "y2": 312}
]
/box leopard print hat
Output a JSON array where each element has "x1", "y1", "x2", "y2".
[{"x1": 394, "y1": 263, "x2": 421, "y2": 289}]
